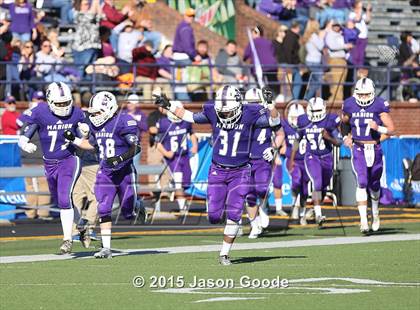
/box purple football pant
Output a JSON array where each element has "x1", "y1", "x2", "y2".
[
  {"x1": 207, "y1": 163, "x2": 251, "y2": 224},
  {"x1": 273, "y1": 161, "x2": 283, "y2": 189},
  {"x1": 44, "y1": 155, "x2": 81, "y2": 209},
  {"x1": 166, "y1": 154, "x2": 192, "y2": 188},
  {"x1": 304, "y1": 153, "x2": 333, "y2": 192},
  {"x1": 351, "y1": 143, "x2": 383, "y2": 191},
  {"x1": 286, "y1": 158, "x2": 309, "y2": 196},
  {"x1": 94, "y1": 164, "x2": 137, "y2": 219},
  {"x1": 247, "y1": 159, "x2": 272, "y2": 206}
]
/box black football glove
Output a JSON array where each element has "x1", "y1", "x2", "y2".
[
  {"x1": 106, "y1": 155, "x2": 124, "y2": 167},
  {"x1": 262, "y1": 86, "x2": 273, "y2": 104},
  {"x1": 152, "y1": 93, "x2": 171, "y2": 110},
  {"x1": 63, "y1": 130, "x2": 75, "y2": 142}
]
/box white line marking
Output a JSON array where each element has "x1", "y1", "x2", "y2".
[
  {"x1": 1, "y1": 233, "x2": 419, "y2": 264},
  {"x1": 194, "y1": 297, "x2": 266, "y2": 303}
]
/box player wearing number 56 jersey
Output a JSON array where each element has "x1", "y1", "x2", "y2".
[
  {"x1": 341, "y1": 78, "x2": 395, "y2": 234},
  {"x1": 290, "y1": 97, "x2": 341, "y2": 227},
  {"x1": 156, "y1": 101, "x2": 198, "y2": 212},
  {"x1": 18, "y1": 82, "x2": 84, "y2": 254},
  {"x1": 64, "y1": 91, "x2": 144, "y2": 259},
  {"x1": 153, "y1": 85, "x2": 281, "y2": 265}
]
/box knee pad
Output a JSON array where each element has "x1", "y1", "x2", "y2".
[
  {"x1": 173, "y1": 172, "x2": 183, "y2": 190},
  {"x1": 224, "y1": 219, "x2": 240, "y2": 238},
  {"x1": 356, "y1": 187, "x2": 368, "y2": 202},
  {"x1": 370, "y1": 190, "x2": 380, "y2": 201}
]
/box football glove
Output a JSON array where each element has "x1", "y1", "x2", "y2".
[
  {"x1": 63, "y1": 130, "x2": 75, "y2": 142},
  {"x1": 77, "y1": 122, "x2": 90, "y2": 138},
  {"x1": 106, "y1": 155, "x2": 124, "y2": 167},
  {"x1": 152, "y1": 93, "x2": 171, "y2": 110},
  {"x1": 18, "y1": 136, "x2": 37, "y2": 154},
  {"x1": 262, "y1": 147, "x2": 275, "y2": 162},
  {"x1": 262, "y1": 86, "x2": 273, "y2": 104}
]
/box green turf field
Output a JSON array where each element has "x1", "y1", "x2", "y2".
[{"x1": 1, "y1": 223, "x2": 419, "y2": 310}]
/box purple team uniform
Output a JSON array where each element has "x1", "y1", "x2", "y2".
[
  {"x1": 247, "y1": 122, "x2": 273, "y2": 206},
  {"x1": 193, "y1": 104, "x2": 272, "y2": 224},
  {"x1": 281, "y1": 119, "x2": 310, "y2": 196},
  {"x1": 157, "y1": 117, "x2": 193, "y2": 188},
  {"x1": 20, "y1": 103, "x2": 84, "y2": 209},
  {"x1": 297, "y1": 113, "x2": 340, "y2": 192},
  {"x1": 88, "y1": 113, "x2": 139, "y2": 220},
  {"x1": 343, "y1": 97, "x2": 389, "y2": 191}
]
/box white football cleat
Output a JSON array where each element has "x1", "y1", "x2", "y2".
[
  {"x1": 300, "y1": 216, "x2": 307, "y2": 226},
  {"x1": 371, "y1": 215, "x2": 380, "y2": 232},
  {"x1": 219, "y1": 255, "x2": 232, "y2": 266},
  {"x1": 315, "y1": 215, "x2": 326, "y2": 227},
  {"x1": 360, "y1": 219, "x2": 369, "y2": 234},
  {"x1": 305, "y1": 208, "x2": 315, "y2": 220},
  {"x1": 291, "y1": 206, "x2": 300, "y2": 219},
  {"x1": 94, "y1": 247, "x2": 112, "y2": 259},
  {"x1": 248, "y1": 224, "x2": 262, "y2": 239},
  {"x1": 59, "y1": 240, "x2": 73, "y2": 254},
  {"x1": 259, "y1": 206, "x2": 270, "y2": 228}
]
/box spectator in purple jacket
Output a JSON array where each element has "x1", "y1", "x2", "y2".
[
  {"x1": 156, "y1": 44, "x2": 174, "y2": 99},
  {"x1": 244, "y1": 25, "x2": 279, "y2": 94},
  {"x1": 257, "y1": 0, "x2": 284, "y2": 21},
  {"x1": 3, "y1": 0, "x2": 36, "y2": 42},
  {"x1": 172, "y1": 8, "x2": 201, "y2": 64}
]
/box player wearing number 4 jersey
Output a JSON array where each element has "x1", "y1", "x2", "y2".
[
  {"x1": 156, "y1": 101, "x2": 198, "y2": 212},
  {"x1": 341, "y1": 78, "x2": 395, "y2": 234},
  {"x1": 290, "y1": 97, "x2": 342, "y2": 227},
  {"x1": 64, "y1": 91, "x2": 145, "y2": 259},
  {"x1": 153, "y1": 85, "x2": 281, "y2": 265},
  {"x1": 18, "y1": 82, "x2": 85, "y2": 254}
]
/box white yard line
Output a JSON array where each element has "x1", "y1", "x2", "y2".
[{"x1": 1, "y1": 234, "x2": 419, "y2": 264}]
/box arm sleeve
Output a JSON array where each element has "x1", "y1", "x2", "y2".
[
  {"x1": 22, "y1": 123, "x2": 39, "y2": 139},
  {"x1": 255, "y1": 113, "x2": 270, "y2": 128},
  {"x1": 192, "y1": 112, "x2": 210, "y2": 124},
  {"x1": 123, "y1": 133, "x2": 139, "y2": 146}
]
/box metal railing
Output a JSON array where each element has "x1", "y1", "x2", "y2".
[{"x1": 1, "y1": 61, "x2": 417, "y2": 102}]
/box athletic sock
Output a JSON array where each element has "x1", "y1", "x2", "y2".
[
  {"x1": 358, "y1": 205, "x2": 368, "y2": 224},
  {"x1": 101, "y1": 229, "x2": 111, "y2": 249},
  {"x1": 220, "y1": 241, "x2": 233, "y2": 256},
  {"x1": 299, "y1": 207, "x2": 306, "y2": 218},
  {"x1": 371, "y1": 199, "x2": 379, "y2": 217},
  {"x1": 314, "y1": 205, "x2": 322, "y2": 217},
  {"x1": 60, "y1": 209, "x2": 74, "y2": 241},
  {"x1": 177, "y1": 198, "x2": 186, "y2": 210},
  {"x1": 250, "y1": 216, "x2": 260, "y2": 229},
  {"x1": 275, "y1": 198, "x2": 283, "y2": 211}
]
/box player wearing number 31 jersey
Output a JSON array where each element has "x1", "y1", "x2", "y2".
[
  {"x1": 64, "y1": 91, "x2": 144, "y2": 259},
  {"x1": 18, "y1": 82, "x2": 85, "y2": 254},
  {"x1": 341, "y1": 78, "x2": 395, "y2": 234},
  {"x1": 153, "y1": 85, "x2": 281, "y2": 265}
]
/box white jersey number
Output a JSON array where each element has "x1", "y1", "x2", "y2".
[
  {"x1": 257, "y1": 128, "x2": 267, "y2": 145},
  {"x1": 48, "y1": 131, "x2": 57, "y2": 152},
  {"x1": 219, "y1": 130, "x2": 241, "y2": 157},
  {"x1": 354, "y1": 118, "x2": 372, "y2": 136},
  {"x1": 306, "y1": 133, "x2": 326, "y2": 151},
  {"x1": 97, "y1": 138, "x2": 115, "y2": 159},
  {"x1": 170, "y1": 135, "x2": 187, "y2": 152}
]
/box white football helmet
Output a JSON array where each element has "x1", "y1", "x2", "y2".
[
  {"x1": 88, "y1": 91, "x2": 118, "y2": 127},
  {"x1": 46, "y1": 82, "x2": 73, "y2": 117},
  {"x1": 214, "y1": 85, "x2": 243, "y2": 126},
  {"x1": 244, "y1": 87, "x2": 264, "y2": 106},
  {"x1": 307, "y1": 97, "x2": 326, "y2": 122},
  {"x1": 287, "y1": 102, "x2": 305, "y2": 127},
  {"x1": 353, "y1": 78, "x2": 375, "y2": 107},
  {"x1": 167, "y1": 100, "x2": 183, "y2": 123}
]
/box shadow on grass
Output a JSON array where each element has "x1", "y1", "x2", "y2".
[{"x1": 231, "y1": 255, "x2": 307, "y2": 264}]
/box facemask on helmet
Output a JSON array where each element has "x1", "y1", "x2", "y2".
[
  {"x1": 46, "y1": 82, "x2": 73, "y2": 117},
  {"x1": 167, "y1": 100, "x2": 183, "y2": 123},
  {"x1": 88, "y1": 91, "x2": 118, "y2": 127},
  {"x1": 353, "y1": 78, "x2": 375, "y2": 107},
  {"x1": 214, "y1": 85, "x2": 243, "y2": 126},
  {"x1": 287, "y1": 103, "x2": 305, "y2": 127},
  {"x1": 244, "y1": 87, "x2": 265, "y2": 107},
  {"x1": 307, "y1": 97, "x2": 326, "y2": 122}
]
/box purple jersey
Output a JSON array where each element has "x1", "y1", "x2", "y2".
[
  {"x1": 193, "y1": 104, "x2": 270, "y2": 167},
  {"x1": 89, "y1": 112, "x2": 138, "y2": 172},
  {"x1": 297, "y1": 113, "x2": 340, "y2": 156},
  {"x1": 343, "y1": 97, "x2": 390, "y2": 142},
  {"x1": 250, "y1": 120, "x2": 273, "y2": 159},
  {"x1": 22, "y1": 103, "x2": 85, "y2": 160},
  {"x1": 157, "y1": 117, "x2": 193, "y2": 156},
  {"x1": 123, "y1": 109, "x2": 148, "y2": 135},
  {"x1": 281, "y1": 119, "x2": 306, "y2": 160}
]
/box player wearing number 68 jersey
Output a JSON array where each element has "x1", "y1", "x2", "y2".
[
  {"x1": 64, "y1": 91, "x2": 144, "y2": 259},
  {"x1": 17, "y1": 82, "x2": 85, "y2": 254},
  {"x1": 341, "y1": 78, "x2": 395, "y2": 234},
  {"x1": 156, "y1": 101, "x2": 198, "y2": 212},
  {"x1": 290, "y1": 97, "x2": 341, "y2": 227},
  {"x1": 153, "y1": 85, "x2": 281, "y2": 265}
]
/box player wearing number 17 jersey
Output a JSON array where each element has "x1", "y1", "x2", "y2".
[
  {"x1": 290, "y1": 97, "x2": 341, "y2": 227},
  {"x1": 64, "y1": 91, "x2": 143, "y2": 259},
  {"x1": 18, "y1": 82, "x2": 85, "y2": 254},
  {"x1": 153, "y1": 85, "x2": 281, "y2": 265},
  {"x1": 341, "y1": 78, "x2": 395, "y2": 233}
]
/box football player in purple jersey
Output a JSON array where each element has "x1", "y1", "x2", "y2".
[
  {"x1": 341, "y1": 78, "x2": 395, "y2": 233},
  {"x1": 17, "y1": 82, "x2": 86, "y2": 254},
  {"x1": 64, "y1": 91, "x2": 144, "y2": 259},
  {"x1": 278, "y1": 103, "x2": 310, "y2": 225},
  {"x1": 290, "y1": 97, "x2": 342, "y2": 227},
  {"x1": 153, "y1": 85, "x2": 281, "y2": 265},
  {"x1": 156, "y1": 100, "x2": 198, "y2": 213},
  {"x1": 243, "y1": 87, "x2": 279, "y2": 239}
]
